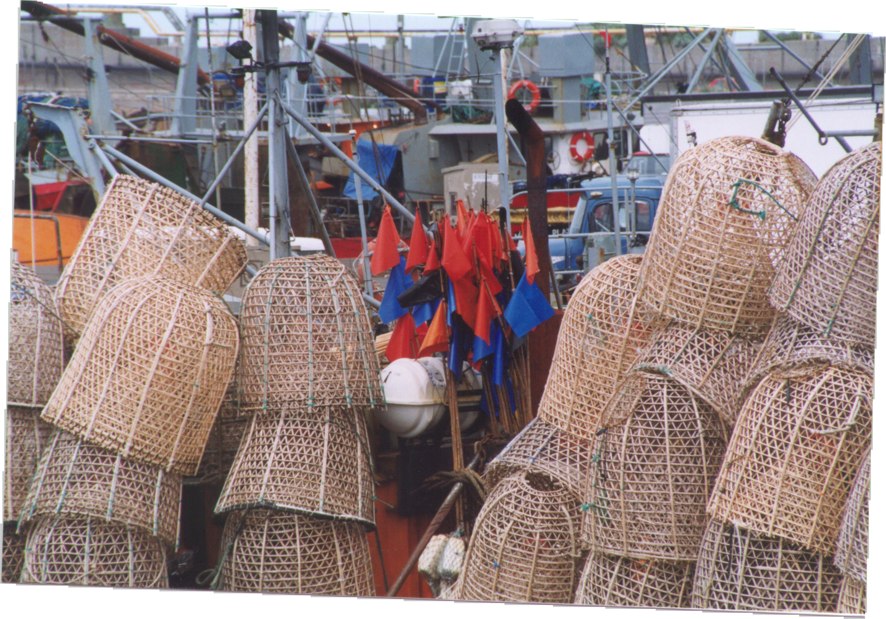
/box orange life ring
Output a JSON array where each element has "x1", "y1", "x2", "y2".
[
  {"x1": 569, "y1": 131, "x2": 595, "y2": 163},
  {"x1": 508, "y1": 80, "x2": 541, "y2": 113}
]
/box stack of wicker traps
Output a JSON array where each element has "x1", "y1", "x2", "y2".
[
  {"x1": 41, "y1": 276, "x2": 240, "y2": 476},
  {"x1": 834, "y1": 449, "x2": 870, "y2": 614},
  {"x1": 186, "y1": 379, "x2": 248, "y2": 485},
  {"x1": 574, "y1": 550, "x2": 695, "y2": 608},
  {"x1": 637, "y1": 136, "x2": 816, "y2": 336},
  {"x1": 212, "y1": 256, "x2": 379, "y2": 595},
  {"x1": 53, "y1": 174, "x2": 247, "y2": 337},
  {"x1": 456, "y1": 472, "x2": 582, "y2": 603}
]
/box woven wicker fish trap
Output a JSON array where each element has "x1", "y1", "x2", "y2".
[
  {"x1": 834, "y1": 448, "x2": 870, "y2": 582},
  {"x1": 54, "y1": 175, "x2": 247, "y2": 336},
  {"x1": 20, "y1": 515, "x2": 169, "y2": 588},
  {"x1": 19, "y1": 430, "x2": 181, "y2": 545},
  {"x1": 187, "y1": 379, "x2": 248, "y2": 485},
  {"x1": 582, "y1": 371, "x2": 729, "y2": 560},
  {"x1": 538, "y1": 255, "x2": 655, "y2": 441},
  {"x1": 457, "y1": 471, "x2": 582, "y2": 604},
  {"x1": 837, "y1": 576, "x2": 866, "y2": 615},
  {"x1": 215, "y1": 405, "x2": 375, "y2": 528},
  {"x1": 769, "y1": 141, "x2": 881, "y2": 347},
  {"x1": 744, "y1": 313, "x2": 875, "y2": 396},
  {"x1": 707, "y1": 365, "x2": 872, "y2": 553},
  {"x1": 574, "y1": 550, "x2": 695, "y2": 608},
  {"x1": 7, "y1": 261, "x2": 66, "y2": 408},
  {"x1": 482, "y1": 417, "x2": 592, "y2": 498},
  {"x1": 631, "y1": 323, "x2": 762, "y2": 426},
  {"x1": 2, "y1": 523, "x2": 26, "y2": 583},
  {"x1": 638, "y1": 136, "x2": 816, "y2": 336},
  {"x1": 237, "y1": 255, "x2": 382, "y2": 415},
  {"x1": 216, "y1": 508, "x2": 374, "y2": 595},
  {"x1": 4, "y1": 407, "x2": 54, "y2": 523},
  {"x1": 690, "y1": 518, "x2": 841, "y2": 612},
  {"x1": 41, "y1": 276, "x2": 239, "y2": 476}
]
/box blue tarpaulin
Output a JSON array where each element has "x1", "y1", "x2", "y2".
[{"x1": 342, "y1": 139, "x2": 399, "y2": 201}]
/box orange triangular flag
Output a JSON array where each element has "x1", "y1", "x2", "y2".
[
  {"x1": 522, "y1": 219, "x2": 540, "y2": 285},
  {"x1": 424, "y1": 237, "x2": 441, "y2": 273},
  {"x1": 418, "y1": 300, "x2": 450, "y2": 357},
  {"x1": 385, "y1": 313, "x2": 420, "y2": 362},
  {"x1": 441, "y1": 220, "x2": 473, "y2": 281},
  {"x1": 456, "y1": 200, "x2": 470, "y2": 239},
  {"x1": 404, "y1": 215, "x2": 429, "y2": 273},
  {"x1": 452, "y1": 276, "x2": 479, "y2": 332},
  {"x1": 370, "y1": 205, "x2": 402, "y2": 275},
  {"x1": 475, "y1": 277, "x2": 503, "y2": 345}
]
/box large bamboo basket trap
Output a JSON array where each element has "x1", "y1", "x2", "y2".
[
  {"x1": 54, "y1": 175, "x2": 247, "y2": 336},
  {"x1": 216, "y1": 508, "x2": 375, "y2": 595},
  {"x1": 690, "y1": 518, "x2": 841, "y2": 612},
  {"x1": 457, "y1": 471, "x2": 582, "y2": 604},
  {"x1": 707, "y1": 365, "x2": 872, "y2": 553},
  {"x1": 4, "y1": 407, "x2": 54, "y2": 523},
  {"x1": 7, "y1": 260, "x2": 66, "y2": 408},
  {"x1": 187, "y1": 378, "x2": 248, "y2": 485},
  {"x1": 2, "y1": 524, "x2": 26, "y2": 583},
  {"x1": 215, "y1": 405, "x2": 375, "y2": 528},
  {"x1": 638, "y1": 136, "x2": 816, "y2": 335},
  {"x1": 582, "y1": 371, "x2": 729, "y2": 560},
  {"x1": 482, "y1": 416, "x2": 592, "y2": 498},
  {"x1": 574, "y1": 550, "x2": 695, "y2": 609},
  {"x1": 837, "y1": 576, "x2": 866, "y2": 615},
  {"x1": 834, "y1": 447, "x2": 870, "y2": 582},
  {"x1": 538, "y1": 254, "x2": 655, "y2": 440},
  {"x1": 769, "y1": 141, "x2": 881, "y2": 347},
  {"x1": 41, "y1": 277, "x2": 239, "y2": 476},
  {"x1": 237, "y1": 255, "x2": 382, "y2": 415},
  {"x1": 19, "y1": 429, "x2": 181, "y2": 545},
  {"x1": 20, "y1": 515, "x2": 169, "y2": 588},
  {"x1": 630, "y1": 323, "x2": 761, "y2": 426}
]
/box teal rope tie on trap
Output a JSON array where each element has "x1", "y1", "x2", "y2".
[{"x1": 727, "y1": 178, "x2": 797, "y2": 222}]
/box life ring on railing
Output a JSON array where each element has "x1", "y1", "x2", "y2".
[
  {"x1": 507, "y1": 80, "x2": 541, "y2": 113},
  {"x1": 569, "y1": 131, "x2": 595, "y2": 163}
]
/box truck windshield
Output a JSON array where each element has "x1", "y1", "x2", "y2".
[{"x1": 588, "y1": 201, "x2": 652, "y2": 233}]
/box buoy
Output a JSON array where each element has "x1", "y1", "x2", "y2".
[
  {"x1": 569, "y1": 131, "x2": 595, "y2": 163},
  {"x1": 508, "y1": 79, "x2": 541, "y2": 113}
]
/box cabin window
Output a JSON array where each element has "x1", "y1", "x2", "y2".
[{"x1": 635, "y1": 201, "x2": 652, "y2": 231}]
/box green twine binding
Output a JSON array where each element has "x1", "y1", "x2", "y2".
[{"x1": 727, "y1": 178, "x2": 797, "y2": 222}]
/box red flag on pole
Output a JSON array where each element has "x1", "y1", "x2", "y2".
[
  {"x1": 370, "y1": 205, "x2": 402, "y2": 275},
  {"x1": 385, "y1": 313, "x2": 420, "y2": 362},
  {"x1": 522, "y1": 219, "x2": 540, "y2": 285},
  {"x1": 441, "y1": 220, "x2": 473, "y2": 281},
  {"x1": 424, "y1": 237, "x2": 441, "y2": 273},
  {"x1": 418, "y1": 300, "x2": 450, "y2": 357},
  {"x1": 474, "y1": 277, "x2": 503, "y2": 345},
  {"x1": 404, "y1": 216, "x2": 429, "y2": 273},
  {"x1": 456, "y1": 199, "x2": 470, "y2": 239}
]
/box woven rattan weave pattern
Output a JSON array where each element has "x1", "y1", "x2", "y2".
[
  {"x1": 4, "y1": 407, "x2": 54, "y2": 523},
  {"x1": 638, "y1": 136, "x2": 816, "y2": 336},
  {"x1": 538, "y1": 255, "x2": 655, "y2": 441},
  {"x1": 582, "y1": 371, "x2": 729, "y2": 560},
  {"x1": 457, "y1": 472, "x2": 582, "y2": 603},
  {"x1": 690, "y1": 518, "x2": 841, "y2": 612},
  {"x1": 215, "y1": 405, "x2": 375, "y2": 528},
  {"x1": 482, "y1": 417, "x2": 592, "y2": 498},
  {"x1": 769, "y1": 142, "x2": 881, "y2": 347},
  {"x1": 707, "y1": 365, "x2": 872, "y2": 553},
  {"x1": 7, "y1": 261, "x2": 66, "y2": 408},
  {"x1": 41, "y1": 277, "x2": 239, "y2": 476},
  {"x1": 54, "y1": 175, "x2": 247, "y2": 336},
  {"x1": 217, "y1": 508, "x2": 375, "y2": 595},
  {"x1": 834, "y1": 448, "x2": 870, "y2": 582},
  {"x1": 237, "y1": 255, "x2": 382, "y2": 415},
  {"x1": 574, "y1": 550, "x2": 695, "y2": 608},
  {"x1": 20, "y1": 429, "x2": 181, "y2": 545},
  {"x1": 187, "y1": 378, "x2": 248, "y2": 485},
  {"x1": 2, "y1": 523, "x2": 26, "y2": 583},
  {"x1": 837, "y1": 576, "x2": 866, "y2": 614},
  {"x1": 20, "y1": 515, "x2": 169, "y2": 588},
  {"x1": 630, "y1": 323, "x2": 761, "y2": 426},
  {"x1": 743, "y1": 313, "x2": 875, "y2": 397}
]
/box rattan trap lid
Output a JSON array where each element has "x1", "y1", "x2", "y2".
[
  {"x1": 237, "y1": 255, "x2": 383, "y2": 415},
  {"x1": 7, "y1": 261, "x2": 66, "y2": 408},
  {"x1": 215, "y1": 508, "x2": 375, "y2": 595},
  {"x1": 4, "y1": 407, "x2": 54, "y2": 523},
  {"x1": 457, "y1": 471, "x2": 582, "y2": 604},
  {"x1": 707, "y1": 365, "x2": 873, "y2": 553},
  {"x1": 53, "y1": 175, "x2": 247, "y2": 336},
  {"x1": 690, "y1": 518, "x2": 841, "y2": 613},
  {"x1": 769, "y1": 141, "x2": 881, "y2": 347},
  {"x1": 538, "y1": 254, "x2": 656, "y2": 441},
  {"x1": 582, "y1": 371, "x2": 729, "y2": 560},
  {"x1": 638, "y1": 136, "x2": 816, "y2": 335},
  {"x1": 834, "y1": 447, "x2": 870, "y2": 582},
  {"x1": 41, "y1": 276, "x2": 240, "y2": 476},
  {"x1": 20, "y1": 429, "x2": 182, "y2": 545},
  {"x1": 215, "y1": 405, "x2": 375, "y2": 528},
  {"x1": 20, "y1": 514, "x2": 169, "y2": 588},
  {"x1": 574, "y1": 549, "x2": 695, "y2": 609}
]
